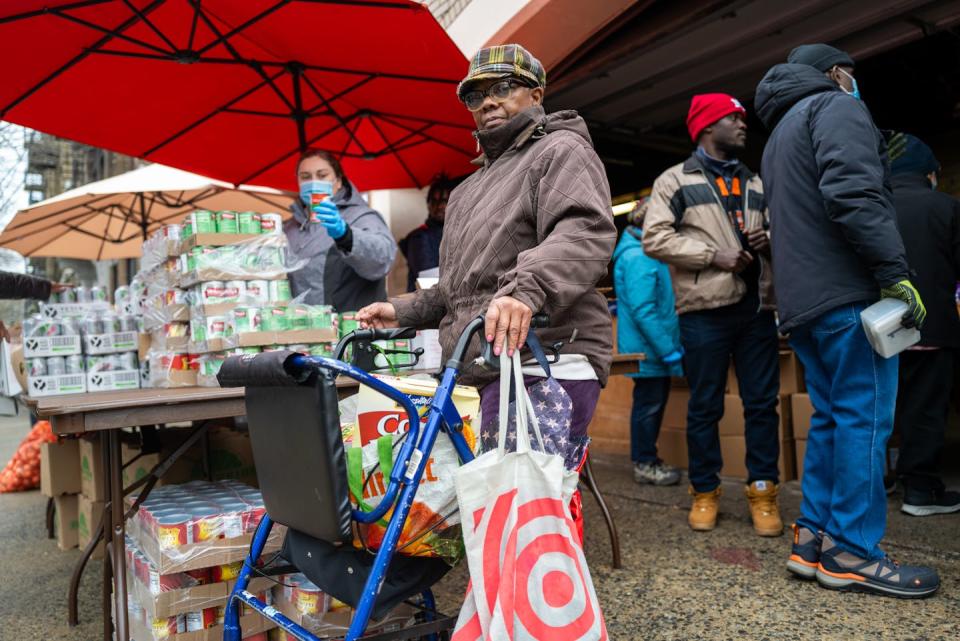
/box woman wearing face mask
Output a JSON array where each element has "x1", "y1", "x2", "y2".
[{"x1": 285, "y1": 149, "x2": 397, "y2": 310}]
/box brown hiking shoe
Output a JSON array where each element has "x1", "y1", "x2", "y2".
[
  {"x1": 745, "y1": 480, "x2": 783, "y2": 536},
  {"x1": 688, "y1": 486, "x2": 722, "y2": 531}
]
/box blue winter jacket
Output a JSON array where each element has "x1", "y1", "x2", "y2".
[{"x1": 613, "y1": 226, "x2": 683, "y2": 378}]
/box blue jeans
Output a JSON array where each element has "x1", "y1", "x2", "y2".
[
  {"x1": 790, "y1": 302, "x2": 897, "y2": 560},
  {"x1": 679, "y1": 304, "x2": 781, "y2": 492},
  {"x1": 630, "y1": 377, "x2": 671, "y2": 463}
]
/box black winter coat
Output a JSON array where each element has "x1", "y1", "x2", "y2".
[
  {"x1": 891, "y1": 173, "x2": 960, "y2": 347},
  {"x1": 755, "y1": 64, "x2": 909, "y2": 333},
  {"x1": 0, "y1": 271, "x2": 51, "y2": 301},
  {"x1": 399, "y1": 218, "x2": 443, "y2": 293}
]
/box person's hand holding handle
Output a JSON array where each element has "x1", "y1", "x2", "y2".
[{"x1": 357, "y1": 302, "x2": 399, "y2": 329}]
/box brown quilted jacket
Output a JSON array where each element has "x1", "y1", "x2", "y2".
[{"x1": 391, "y1": 106, "x2": 616, "y2": 388}]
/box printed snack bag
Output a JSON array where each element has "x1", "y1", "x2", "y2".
[{"x1": 345, "y1": 375, "x2": 479, "y2": 563}]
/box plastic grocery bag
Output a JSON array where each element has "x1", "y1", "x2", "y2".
[
  {"x1": 343, "y1": 375, "x2": 480, "y2": 563},
  {"x1": 0, "y1": 420, "x2": 55, "y2": 493},
  {"x1": 452, "y1": 348, "x2": 606, "y2": 640}
]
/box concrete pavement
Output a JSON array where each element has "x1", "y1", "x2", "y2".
[{"x1": 1, "y1": 413, "x2": 958, "y2": 640}]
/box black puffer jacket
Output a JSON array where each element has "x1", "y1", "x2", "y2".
[
  {"x1": 891, "y1": 173, "x2": 960, "y2": 347},
  {"x1": 0, "y1": 271, "x2": 51, "y2": 300},
  {"x1": 755, "y1": 64, "x2": 909, "y2": 333}
]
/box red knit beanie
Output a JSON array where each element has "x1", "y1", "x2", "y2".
[{"x1": 686, "y1": 93, "x2": 746, "y2": 142}]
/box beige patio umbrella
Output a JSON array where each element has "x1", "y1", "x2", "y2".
[{"x1": 0, "y1": 163, "x2": 294, "y2": 259}]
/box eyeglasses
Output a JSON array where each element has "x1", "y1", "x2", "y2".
[{"x1": 461, "y1": 80, "x2": 527, "y2": 111}]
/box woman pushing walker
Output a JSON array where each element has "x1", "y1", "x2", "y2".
[{"x1": 357, "y1": 44, "x2": 617, "y2": 467}]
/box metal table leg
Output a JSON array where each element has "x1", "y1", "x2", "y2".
[
  {"x1": 46, "y1": 497, "x2": 55, "y2": 539},
  {"x1": 67, "y1": 424, "x2": 211, "y2": 630},
  {"x1": 107, "y1": 429, "x2": 130, "y2": 641},
  {"x1": 580, "y1": 453, "x2": 622, "y2": 569}
]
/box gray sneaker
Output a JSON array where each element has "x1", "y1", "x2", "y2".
[{"x1": 633, "y1": 460, "x2": 681, "y2": 486}]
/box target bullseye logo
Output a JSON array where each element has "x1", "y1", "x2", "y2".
[{"x1": 465, "y1": 488, "x2": 606, "y2": 641}]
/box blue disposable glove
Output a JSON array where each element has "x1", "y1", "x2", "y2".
[
  {"x1": 312, "y1": 200, "x2": 347, "y2": 240},
  {"x1": 662, "y1": 347, "x2": 684, "y2": 364}
]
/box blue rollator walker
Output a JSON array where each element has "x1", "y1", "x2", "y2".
[{"x1": 218, "y1": 315, "x2": 555, "y2": 641}]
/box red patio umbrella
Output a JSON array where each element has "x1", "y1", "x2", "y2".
[{"x1": 0, "y1": 0, "x2": 477, "y2": 192}]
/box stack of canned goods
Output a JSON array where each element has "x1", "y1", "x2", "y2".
[
  {"x1": 85, "y1": 352, "x2": 139, "y2": 373},
  {"x1": 188, "y1": 278, "x2": 289, "y2": 307},
  {"x1": 23, "y1": 314, "x2": 80, "y2": 338},
  {"x1": 80, "y1": 310, "x2": 139, "y2": 336},
  {"x1": 27, "y1": 354, "x2": 85, "y2": 378},
  {"x1": 233, "y1": 303, "x2": 333, "y2": 334},
  {"x1": 134, "y1": 480, "x2": 268, "y2": 550},
  {"x1": 53, "y1": 285, "x2": 109, "y2": 305},
  {"x1": 181, "y1": 210, "x2": 284, "y2": 239}
]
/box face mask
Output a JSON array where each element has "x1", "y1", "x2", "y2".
[
  {"x1": 836, "y1": 68, "x2": 861, "y2": 101},
  {"x1": 300, "y1": 180, "x2": 333, "y2": 206}
]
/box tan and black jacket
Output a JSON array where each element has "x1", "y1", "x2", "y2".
[{"x1": 642, "y1": 154, "x2": 775, "y2": 314}]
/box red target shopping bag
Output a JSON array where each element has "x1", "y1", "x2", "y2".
[{"x1": 452, "y1": 348, "x2": 606, "y2": 641}]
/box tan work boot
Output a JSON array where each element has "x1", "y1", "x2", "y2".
[
  {"x1": 688, "y1": 486, "x2": 722, "y2": 531},
  {"x1": 745, "y1": 480, "x2": 783, "y2": 536}
]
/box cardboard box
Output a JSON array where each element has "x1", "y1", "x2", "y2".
[
  {"x1": 583, "y1": 375, "x2": 632, "y2": 453},
  {"x1": 139, "y1": 333, "x2": 153, "y2": 360},
  {"x1": 662, "y1": 388, "x2": 689, "y2": 429},
  {"x1": 150, "y1": 332, "x2": 190, "y2": 353},
  {"x1": 656, "y1": 427, "x2": 688, "y2": 470},
  {"x1": 719, "y1": 435, "x2": 796, "y2": 482},
  {"x1": 791, "y1": 393, "x2": 813, "y2": 440},
  {"x1": 779, "y1": 350, "x2": 805, "y2": 394},
  {"x1": 41, "y1": 439, "x2": 81, "y2": 497},
  {"x1": 179, "y1": 232, "x2": 266, "y2": 253},
  {"x1": 728, "y1": 351, "x2": 805, "y2": 395},
  {"x1": 180, "y1": 270, "x2": 285, "y2": 289},
  {"x1": 27, "y1": 372, "x2": 87, "y2": 397},
  {"x1": 82, "y1": 331, "x2": 139, "y2": 354},
  {"x1": 54, "y1": 494, "x2": 79, "y2": 550},
  {"x1": 122, "y1": 448, "x2": 162, "y2": 489},
  {"x1": 150, "y1": 367, "x2": 199, "y2": 389},
  {"x1": 717, "y1": 394, "x2": 794, "y2": 441},
  {"x1": 78, "y1": 495, "x2": 106, "y2": 559},
  {"x1": 23, "y1": 334, "x2": 82, "y2": 357},
  {"x1": 130, "y1": 569, "x2": 274, "y2": 620},
  {"x1": 223, "y1": 328, "x2": 338, "y2": 350},
  {"x1": 87, "y1": 368, "x2": 141, "y2": 392},
  {"x1": 188, "y1": 303, "x2": 241, "y2": 318},
  {"x1": 272, "y1": 588, "x2": 415, "y2": 639},
  {"x1": 128, "y1": 609, "x2": 275, "y2": 641},
  {"x1": 136, "y1": 524, "x2": 285, "y2": 575},
  {"x1": 39, "y1": 301, "x2": 110, "y2": 320},
  {"x1": 79, "y1": 435, "x2": 106, "y2": 500},
  {"x1": 795, "y1": 438, "x2": 807, "y2": 481},
  {"x1": 207, "y1": 427, "x2": 258, "y2": 486}
]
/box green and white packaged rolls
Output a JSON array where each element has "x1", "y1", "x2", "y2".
[
  {"x1": 308, "y1": 305, "x2": 334, "y2": 329},
  {"x1": 286, "y1": 305, "x2": 311, "y2": 330},
  {"x1": 232, "y1": 307, "x2": 261, "y2": 333},
  {"x1": 216, "y1": 211, "x2": 239, "y2": 234},
  {"x1": 269, "y1": 280, "x2": 291, "y2": 302},
  {"x1": 261, "y1": 306, "x2": 289, "y2": 332},
  {"x1": 237, "y1": 212, "x2": 261, "y2": 234},
  {"x1": 339, "y1": 312, "x2": 359, "y2": 338}
]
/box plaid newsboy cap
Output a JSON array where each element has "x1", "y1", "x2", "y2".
[{"x1": 457, "y1": 44, "x2": 546, "y2": 99}]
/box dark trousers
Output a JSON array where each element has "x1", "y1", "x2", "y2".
[
  {"x1": 630, "y1": 377, "x2": 671, "y2": 464},
  {"x1": 679, "y1": 304, "x2": 781, "y2": 492},
  {"x1": 895, "y1": 349, "x2": 956, "y2": 492}
]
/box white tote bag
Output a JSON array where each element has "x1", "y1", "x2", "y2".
[{"x1": 452, "y1": 347, "x2": 606, "y2": 641}]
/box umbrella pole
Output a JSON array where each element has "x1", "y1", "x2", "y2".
[
  {"x1": 290, "y1": 64, "x2": 307, "y2": 152},
  {"x1": 139, "y1": 192, "x2": 149, "y2": 240}
]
